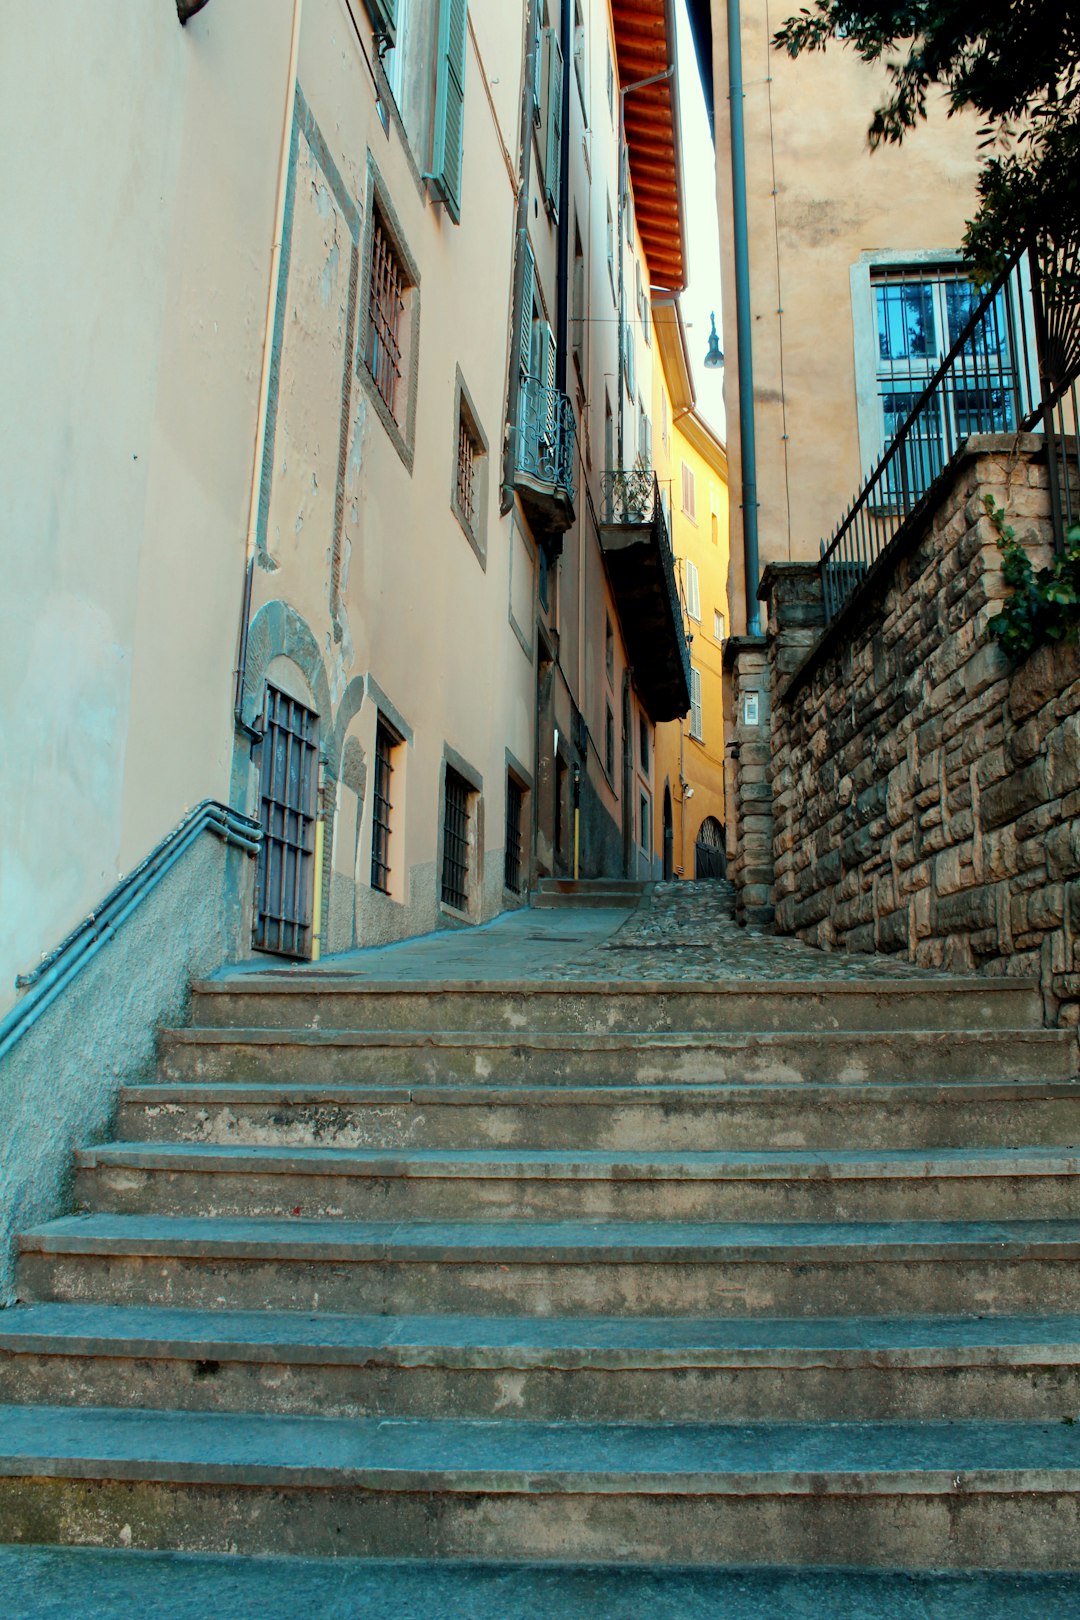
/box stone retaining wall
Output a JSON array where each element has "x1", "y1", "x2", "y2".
[{"x1": 762, "y1": 437, "x2": 1080, "y2": 1031}]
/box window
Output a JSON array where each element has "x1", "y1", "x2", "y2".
[
  {"x1": 606, "y1": 197, "x2": 615, "y2": 299},
  {"x1": 367, "y1": 209, "x2": 407, "y2": 420},
  {"x1": 540, "y1": 25, "x2": 564, "y2": 217},
  {"x1": 661, "y1": 389, "x2": 669, "y2": 449},
  {"x1": 711, "y1": 510, "x2": 719, "y2": 546},
  {"x1": 714, "y1": 609, "x2": 725, "y2": 642},
  {"x1": 605, "y1": 613, "x2": 614, "y2": 685},
  {"x1": 680, "y1": 461, "x2": 696, "y2": 519},
  {"x1": 859, "y1": 260, "x2": 1019, "y2": 498},
  {"x1": 605, "y1": 702, "x2": 615, "y2": 776},
  {"x1": 427, "y1": 0, "x2": 468, "y2": 222},
  {"x1": 505, "y1": 775, "x2": 525, "y2": 893},
  {"x1": 639, "y1": 792, "x2": 650, "y2": 851},
  {"x1": 604, "y1": 394, "x2": 613, "y2": 476},
  {"x1": 684, "y1": 558, "x2": 701, "y2": 622},
  {"x1": 606, "y1": 39, "x2": 614, "y2": 121},
  {"x1": 451, "y1": 368, "x2": 488, "y2": 564},
  {"x1": 532, "y1": 1, "x2": 544, "y2": 125},
  {"x1": 637, "y1": 408, "x2": 651, "y2": 466},
  {"x1": 254, "y1": 685, "x2": 319, "y2": 958},
  {"x1": 689, "y1": 667, "x2": 703, "y2": 741},
  {"x1": 624, "y1": 153, "x2": 634, "y2": 247},
  {"x1": 639, "y1": 716, "x2": 649, "y2": 773},
  {"x1": 361, "y1": 177, "x2": 420, "y2": 467},
  {"x1": 371, "y1": 720, "x2": 398, "y2": 894},
  {"x1": 441, "y1": 767, "x2": 471, "y2": 910},
  {"x1": 573, "y1": 0, "x2": 587, "y2": 118},
  {"x1": 624, "y1": 324, "x2": 635, "y2": 402},
  {"x1": 365, "y1": 0, "x2": 397, "y2": 43},
  {"x1": 382, "y1": 0, "x2": 406, "y2": 101},
  {"x1": 571, "y1": 220, "x2": 585, "y2": 378}
]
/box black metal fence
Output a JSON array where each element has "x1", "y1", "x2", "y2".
[{"x1": 820, "y1": 238, "x2": 1080, "y2": 622}]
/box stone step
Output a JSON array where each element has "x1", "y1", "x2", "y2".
[
  {"x1": 2, "y1": 1546, "x2": 1078, "y2": 1620},
  {"x1": 157, "y1": 1025, "x2": 1077, "y2": 1087},
  {"x1": 1, "y1": 1405, "x2": 1079, "y2": 1567},
  {"x1": 531, "y1": 880, "x2": 648, "y2": 910},
  {"x1": 3, "y1": 1305, "x2": 1079, "y2": 1423},
  {"x1": 118, "y1": 1078, "x2": 1080, "y2": 1152},
  {"x1": 187, "y1": 975, "x2": 1047, "y2": 1034},
  {"x1": 19, "y1": 1214, "x2": 1080, "y2": 1318},
  {"x1": 73, "y1": 1142, "x2": 1080, "y2": 1222}
]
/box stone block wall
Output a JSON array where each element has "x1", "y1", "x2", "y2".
[
  {"x1": 766, "y1": 437, "x2": 1080, "y2": 1031},
  {"x1": 723, "y1": 637, "x2": 775, "y2": 926}
]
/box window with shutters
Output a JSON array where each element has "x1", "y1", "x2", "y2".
[
  {"x1": 571, "y1": 219, "x2": 585, "y2": 380},
  {"x1": 573, "y1": 0, "x2": 587, "y2": 119},
  {"x1": 624, "y1": 324, "x2": 635, "y2": 402},
  {"x1": 606, "y1": 39, "x2": 615, "y2": 121},
  {"x1": 426, "y1": 0, "x2": 468, "y2": 223},
  {"x1": 451, "y1": 367, "x2": 488, "y2": 566},
  {"x1": 364, "y1": 0, "x2": 397, "y2": 44},
  {"x1": 532, "y1": 1, "x2": 545, "y2": 126},
  {"x1": 680, "y1": 461, "x2": 696, "y2": 520},
  {"x1": 689, "y1": 667, "x2": 703, "y2": 741},
  {"x1": 538, "y1": 24, "x2": 564, "y2": 218},
  {"x1": 360, "y1": 172, "x2": 420, "y2": 469},
  {"x1": 606, "y1": 197, "x2": 615, "y2": 301},
  {"x1": 684, "y1": 558, "x2": 701, "y2": 622}
]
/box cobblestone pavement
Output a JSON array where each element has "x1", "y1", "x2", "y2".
[
  {"x1": 567, "y1": 882, "x2": 945, "y2": 983},
  {"x1": 230, "y1": 882, "x2": 947, "y2": 984}
]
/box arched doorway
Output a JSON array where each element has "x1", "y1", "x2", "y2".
[
  {"x1": 694, "y1": 816, "x2": 726, "y2": 880},
  {"x1": 662, "y1": 785, "x2": 674, "y2": 880}
]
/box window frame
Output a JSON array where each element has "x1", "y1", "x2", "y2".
[
  {"x1": 450, "y1": 366, "x2": 489, "y2": 568},
  {"x1": 684, "y1": 557, "x2": 701, "y2": 623},
  {"x1": 689, "y1": 666, "x2": 703, "y2": 742},
  {"x1": 359, "y1": 162, "x2": 421, "y2": 471}
]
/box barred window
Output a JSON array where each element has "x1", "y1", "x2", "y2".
[
  {"x1": 456, "y1": 414, "x2": 477, "y2": 529},
  {"x1": 441, "y1": 767, "x2": 470, "y2": 910},
  {"x1": 505, "y1": 776, "x2": 525, "y2": 893},
  {"x1": 371, "y1": 720, "x2": 396, "y2": 894},
  {"x1": 367, "y1": 209, "x2": 406, "y2": 421}
]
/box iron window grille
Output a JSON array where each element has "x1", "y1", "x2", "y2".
[
  {"x1": 371, "y1": 720, "x2": 396, "y2": 894},
  {"x1": 441, "y1": 767, "x2": 470, "y2": 910},
  {"x1": 367, "y1": 210, "x2": 406, "y2": 421},
  {"x1": 254, "y1": 685, "x2": 319, "y2": 958},
  {"x1": 505, "y1": 776, "x2": 525, "y2": 893},
  {"x1": 456, "y1": 412, "x2": 478, "y2": 530}
]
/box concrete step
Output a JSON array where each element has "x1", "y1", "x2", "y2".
[
  {"x1": 19, "y1": 1214, "x2": 1080, "y2": 1318},
  {"x1": 2, "y1": 1546, "x2": 1078, "y2": 1620},
  {"x1": 3, "y1": 1305, "x2": 1079, "y2": 1423},
  {"x1": 157, "y1": 1025, "x2": 1078, "y2": 1088},
  {"x1": 118, "y1": 1078, "x2": 1080, "y2": 1152},
  {"x1": 2, "y1": 1405, "x2": 1080, "y2": 1567},
  {"x1": 74, "y1": 1142, "x2": 1080, "y2": 1223},
  {"x1": 187, "y1": 975, "x2": 1048, "y2": 1034}
]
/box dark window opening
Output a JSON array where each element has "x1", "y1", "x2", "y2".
[
  {"x1": 605, "y1": 703, "x2": 615, "y2": 778},
  {"x1": 505, "y1": 776, "x2": 525, "y2": 892},
  {"x1": 367, "y1": 209, "x2": 406, "y2": 420},
  {"x1": 639, "y1": 716, "x2": 649, "y2": 773},
  {"x1": 441, "y1": 767, "x2": 470, "y2": 910},
  {"x1": 371, "y1": 720, "x2": 396, "y2": 894}
]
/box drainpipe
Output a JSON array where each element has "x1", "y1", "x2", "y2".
[
  {"x1": 501, "y1": 0, "x2": 541, "y2": 512},
  {"x1": 727, "y1": 0, "x2": 761, "y2": 634},
  {"x1": 555, "y1": 0, "x2": 572, "y2": 393},
  {"x1": 233, "y1": 0, "x2": 304, "y2": 735}
]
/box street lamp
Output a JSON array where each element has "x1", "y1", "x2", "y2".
[{"x1": 703, "y1": 311, "x2": 724, "y2": 370}]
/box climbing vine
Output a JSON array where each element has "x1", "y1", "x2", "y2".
[{"x1": 985, "y1": 495, "x2": 1080, "y2": 659}]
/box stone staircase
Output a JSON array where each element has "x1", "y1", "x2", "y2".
[{"x1": 2, "y1": 956, "x2": 1080, "y2": 1572}]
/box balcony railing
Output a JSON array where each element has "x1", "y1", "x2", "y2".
[
  {"x1": 820, "y1": 237, "x2": 1080, "y2": 622},
  {"x1": 514, "y1": 377, "x2": 577, "y2": 502},
  {"x1": 599, "y1": 470, "x2": 692, "y2": 720}
]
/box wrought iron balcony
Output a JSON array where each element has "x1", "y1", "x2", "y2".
[
  {"x1": 513, "y1": 377, "x2": 577, "y2": 535},
  {"x1": 599, "y1": 470, "x2": 692, "y2": 723}
]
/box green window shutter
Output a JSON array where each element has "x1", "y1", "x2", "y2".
[
  {"x1": 365, "y1": 0, "x2": 397, "y2": 45},
  {"x1": 519, "y1": 235, "x2": 535, "y2": 378},
  {"x1": 532, "y1": 3, "x2": 543, "y2": 125},
  {"x1": 429, "y1": 0, "x2": 467, "y2": 223},
  {"x1": 543, "y1": 27, "x2": 564, "y2": 217}
]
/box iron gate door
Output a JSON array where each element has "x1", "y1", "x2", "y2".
[
  {"x1": 254, "y1": 684, "x2": 319, "y2": 957},
  {"x1": 694, "y1": 816, "x2": 727, "y2": 881}
]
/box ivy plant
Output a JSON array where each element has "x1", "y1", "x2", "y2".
[{"x1": 985, "y1": 495, "x2": 1080, "y2": 658}]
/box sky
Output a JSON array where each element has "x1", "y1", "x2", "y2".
[{"x1": 674, "y1": 0, "x2": 726, "y2": 439}]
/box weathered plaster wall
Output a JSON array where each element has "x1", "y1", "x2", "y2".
[
  {"x1": 1, "y1": 0, "x2": 287, "y2": 1014},
  {"x1": 710, "y1": 0, "x2": 983, "y2": 634},
  {"x1": 0, "y1": 838, "x2": 256, "y2": 1304},
  {"x1": 767, "y1": 439, "x2": 1080, "y2": 1035}
]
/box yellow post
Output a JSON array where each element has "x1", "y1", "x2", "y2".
[{"x1": 310, "y1": 814, "x2": 325, "y2": 961}]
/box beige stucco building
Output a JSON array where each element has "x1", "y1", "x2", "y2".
[{"x1": 692, "y1": 0, "x2": 983, "y2": 637}]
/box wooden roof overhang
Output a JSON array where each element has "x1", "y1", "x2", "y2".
[{"x1": 612, "y1": 0, "x2": 687, "y2": 292}]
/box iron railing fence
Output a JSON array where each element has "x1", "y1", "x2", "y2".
[
  {"x1": 819, "y1": 238, "x2": 1080, "y2": 622},
  {"x1": 515, "y1": 377, "x2": 577, "y2": 499},
  {"x1": 601, "y1": 469, "x2": 692, "y2": 697}
]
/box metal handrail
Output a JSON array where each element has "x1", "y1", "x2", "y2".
[
  {"x1": 818, "y1": 239, "x2": 1080, "y2": 622},
  {"x1": 1, "y1": 800, "x2": 261, "y2": 1064},
  {"x1": 515, "y1": 377, "x2": 577, "y2": 498}
]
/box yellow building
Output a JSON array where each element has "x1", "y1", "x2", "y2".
[{"x1": 649, "y1": 311, "x2": 730, "y2": 877}]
